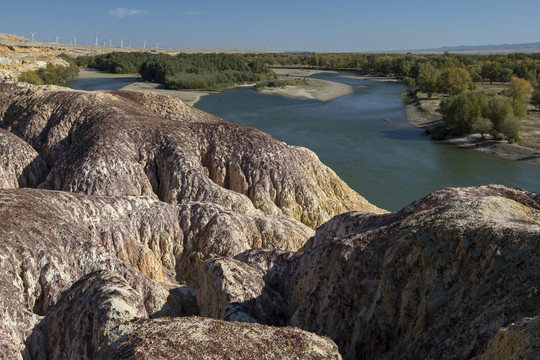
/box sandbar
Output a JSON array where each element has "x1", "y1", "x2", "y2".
[{"x1": 258, "y1": 69, "x2": 353, "y2": 101}]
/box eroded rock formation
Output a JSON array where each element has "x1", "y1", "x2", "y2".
[
  {"x1": 26, "y1": 269, "x2": 341, "y2": 360},
  {"x1": 1, "y1": 80, "x2": 538, "y2": 359},
  {"x1": 197, "y1": 257, "x2": 289, "y2": 325},
  {"x1": 0, "y1": 128, "x2": 47, "y2": 188},
  {"x1": 0, "y1": 83, "x2": 384, "y2": 228},
  {"x1": 0, "y1": 188, "x2": 311, "y2": 357},
  {"x1": 201, "y1": 185, "x2": 540, "y2": 359},
  {"x1": 480, "y1": 316, "x2": 540, "y2": 360}
]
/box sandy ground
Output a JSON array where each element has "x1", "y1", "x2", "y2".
[
  {"x1": 258, "y1": 78, "x2": 353, "y2": 101},
  {"x1": 121, "y1": 82, "x2": 214, "y2": 106},
  {"x1": 406, "y1": 101, "x2": 540, "y2": 166},
  {"x1": 258, "y1": 68, "x2": 353, "y2": 101}
]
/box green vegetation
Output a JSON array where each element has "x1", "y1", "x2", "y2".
[
  {"x1": 254, "y1": 78, "x2": 307, "y2": 89},
  {"x1": 531, "y1": 88, "x2": 540, "y2": 111},
  {"x1": 76, "y1": 52, "x2": 275, "y2": 90},
  {"x1": 439, "y1": 91, "x2": 527, "y2": 142},
  {"x1": 76, "y1": 51, "x2": 540, "y2": 142},
  {"x1": 19, "y1": 54, "x2": 79, "y2": 85}
]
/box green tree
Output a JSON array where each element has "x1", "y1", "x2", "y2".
[
  {"x1": 437, "y1": 67, "x2": 473, "y2": 95},
  {"x1": 506, "y1": 76, "x2": 533, "y2": 102},
  {"x1": 417, "y1": 62, "x2": 440, "y2": 97},
  {"x1": 499, "y1": 113, "x2": 522, "y2": 142},
  {"x1": 18, "y1": 71, "x2": 43, "y2": 85},
  {"x1": 402, "y1": 76, "x2": 416, "y2": 93},
  {"x1": 439, "y1": 91, "x2": 488, "y2": 132},
  {"x1": 481, "y1": 62, "x2": 502, "y2": 84},
  {"x1": 471, "y1": 117, "x2": 493, "y2": 138},
  {"x1": 485, "y1": 97, "x2": 525, "y2": 142},
  {"x1": 531, "y1": 88, "x2": 540, "y2": 110}
]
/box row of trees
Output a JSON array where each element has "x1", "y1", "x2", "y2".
[
  {"x1": 245, "y1": 52, "x2": 540, "y2": 86},
  {"x1": 76, "y1": 52, "x2": 275, "y2": 90}
]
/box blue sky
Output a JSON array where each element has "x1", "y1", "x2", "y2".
[{"x1": 2, "y1": 0, "x2": 539, "y2": 52}]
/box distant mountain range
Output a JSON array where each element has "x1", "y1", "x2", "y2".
[{"x1": 394, "y1": 42, "x2": 540, "y2": 54}]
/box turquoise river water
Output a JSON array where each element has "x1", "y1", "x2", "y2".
[{"x1": 66, "y1": 71, "x2": 540, "y2": 211}]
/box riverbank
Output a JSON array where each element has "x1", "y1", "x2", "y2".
[
  {"x1": 121, "y1": 82, "x2": 214, "y2": 106},
  {"x1": 118, "y1": 68, "x2": 354, "y2": 105},
  {"x1": 405, "y1": 100, "x2": 540, "y2": 166}
]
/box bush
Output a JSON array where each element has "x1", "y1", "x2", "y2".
[
  {"x1": 18, "y1": 71, "x2": 43, "y2": 85},
  {"x1": 18, "y1": 60, "x2": 79, "y2": 85},
  {"x1": 254, "y1": 78, "x2": 307, "y2": 89}
]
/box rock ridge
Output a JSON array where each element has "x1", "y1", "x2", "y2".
[{"x1": 198, "y1": 185, "x2": 540, "y2": 359}]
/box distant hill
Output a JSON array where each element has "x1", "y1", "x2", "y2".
[{"x1": 394, "y1": 42, "x2": 540, "y2": 54}]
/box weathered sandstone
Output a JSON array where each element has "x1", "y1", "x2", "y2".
[
  {"x1": 26, "y1": 270, "x2": 148, "y2": 360},
  {"x1": 480, "y1": 316, "x2": 540, "y2": 360},
  {"x1": 197, "y1": 257, "x2": 288, "y2": 325},
  {"x1": 101, "y1": 317, "x2": 341, "y2": 359},
  {"x1": 26, "y1": 269, "x2": 341, "y2": 359},
  {"x1": 0, "y1": 188, "x2": 311, "y2": 357},
  {"x1": 0, "y1": 83, "x2": 384, "y2": 228},
  {"x1": 202, "y1": 185, "x2": 540, "y2": 359},
  {"x1": 0, "y1": 128, "x2": 47, "y2": 188}
]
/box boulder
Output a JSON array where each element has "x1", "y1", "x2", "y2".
[{"x1": 282, "y1": 185, "x2": 540, "y2": 359}]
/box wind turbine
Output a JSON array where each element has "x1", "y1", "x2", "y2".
[
  {"x1": 74, "y1": 36, "x2": 77, "y2": 45},
  {"x1": 155, "y1": 42, "x2": 159, "y2": 49},
  {"x1": 109, "y1": 39, "x2": 112, "y2": 47},
  {"x1": 95, "y1": 36, "x2": 98, "y2": 46},
  {"x1": 120, "y1": 38, "x2": 124, "y2": 49},
  {"x1": 31, "y1": 32, "x2": 35, "y2": 41},
  {"x1": 56, "y1": 36, "x2": 59, "y2": 43},
  {"x1": 143, "y1": 40, "x2": 146, "y2": 49}
]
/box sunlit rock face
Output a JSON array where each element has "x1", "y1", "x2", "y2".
[{"x1": 209, "y1": 185, "x2": 540, "y2": 359}]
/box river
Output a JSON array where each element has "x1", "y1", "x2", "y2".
[{"x1": 66, "y1": 71, "x2": 540, "y2": 211}]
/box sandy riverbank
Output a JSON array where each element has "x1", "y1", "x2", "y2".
[
  {"x1": 405, "y1": 102, "x2": 540, "y2": 166},
  {"x1": 258, "y1": 68, "x2": 353, "y2": 101},
  {"x1": 121, "y1": 82, "x2": 213, "y2": 106},
  {"x1": 119, "y1": 69, "x2": 354, "y2": 105}
]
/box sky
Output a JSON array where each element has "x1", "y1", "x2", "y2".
[{"x1": 2, "y1": 0, "x2": 540, "y2": 52}]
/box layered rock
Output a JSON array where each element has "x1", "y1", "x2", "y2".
[
  {"x1": 0, "y1": 128, "x2": 47, "y2": 188},
  {"x1": 480, "y1": 316, "x2": 540, "y2": 360},
  {"x1": 102, "y1": 317, "x2": 342, "y2": 360},
  {"x1": 0, "y1": 188, "x2": 311, "y2": 357},
  {"x1": 0, "y1": 83, "x2": 384, "y2": 228},
  {"x1": 27, "y1": 269, "x2": 341, "y2": 360},
  {"x1": 203, "y1": 185, "x2": 540, "y2": 359},
  {"x1": 26, "y1": 270, "x2": 147, "y2": 360},
  {"x1": 197, "y1": 257, "x2": 288, "y2": 325}
]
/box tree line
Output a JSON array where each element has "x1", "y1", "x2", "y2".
[{"x1": 75, "y1": 52, "x2": 276, "y2": 90}]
